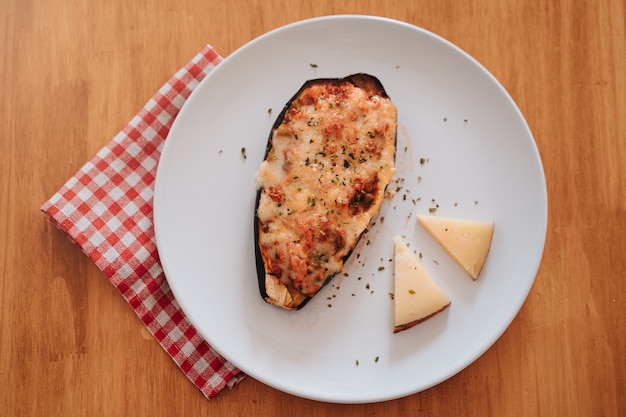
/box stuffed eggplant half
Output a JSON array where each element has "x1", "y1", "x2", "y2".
[{"x1": 254, "y1": 74, "x2": 397, "y2": 310}]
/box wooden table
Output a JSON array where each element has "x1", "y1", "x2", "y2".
[{"x1": 2, "y1": 0, "x2": 624, "y2": 415}]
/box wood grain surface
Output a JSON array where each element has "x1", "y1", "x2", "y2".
[{"x1": 1, "y1": 0, "x2": 624, "y2": 415}]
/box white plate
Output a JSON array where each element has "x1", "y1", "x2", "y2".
[{"x1": 153, "y1": 15, "x2": 547, "y2": 403}]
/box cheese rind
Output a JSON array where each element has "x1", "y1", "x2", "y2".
[
  {"x1": 417, "y1": 215, "x2": 494, "y2": 280},
  {"x1": 393, "y1": 236, "x2": 451, "y2": 333}
]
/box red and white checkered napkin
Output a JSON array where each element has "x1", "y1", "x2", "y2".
[{"x1": 41, "y1": 45, "x2": 246, "y2": 399}]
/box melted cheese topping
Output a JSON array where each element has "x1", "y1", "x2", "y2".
[
  {"x1": 256, "y1": 78, "x2": 397, "y2": 302},
  {"x1": 393, "y1": 236, "x2": 451, "y2": 333},
  {"x1": 417, "y1": 215, "x2": 495, "y2": 280}
]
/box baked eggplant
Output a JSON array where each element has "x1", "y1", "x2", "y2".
[{"x1": 254, "y1": 74, "x2": 397, "y2": 310}]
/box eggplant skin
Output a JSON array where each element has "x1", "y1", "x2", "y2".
[{"x1": 254, "y1": 74, "x2": 397, "y2": 310}]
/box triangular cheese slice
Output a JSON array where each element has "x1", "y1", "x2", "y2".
[
  {"x1": 417, "y1": 215, "x2": 494, "y2": 280},
  {"x1": 393, "y1": 236, "x2": 451, "y2": 333}
]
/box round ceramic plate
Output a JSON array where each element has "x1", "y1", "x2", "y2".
[{"x1": 153, "y1": 15, "x2": 547, "y2": 403}]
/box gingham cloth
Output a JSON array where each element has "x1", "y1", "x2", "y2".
[{"x1": 40, "y1": 45, "x2": 246, "y2": 399}]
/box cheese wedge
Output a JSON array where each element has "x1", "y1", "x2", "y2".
[
  {"x1": 417, "y1": 215, "x2": 494, "y2": 280},
  {"x1": 393, "y1": 236, "x2": 451, "y2": 333}
]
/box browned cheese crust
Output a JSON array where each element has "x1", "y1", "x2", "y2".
[{"x1": 255, "y1": 74, "x2": 397, "y2": 310}]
